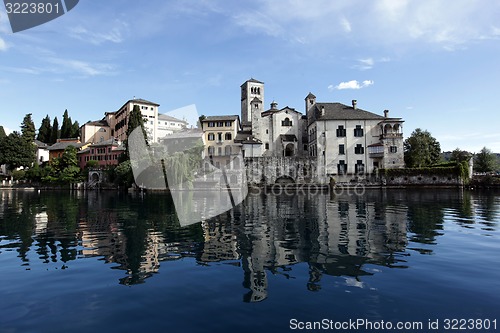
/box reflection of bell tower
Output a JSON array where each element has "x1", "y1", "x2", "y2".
[{"x1": 241, "y1": 78, "x2": 264, "y2": 132}]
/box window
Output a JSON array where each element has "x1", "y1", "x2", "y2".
[
  {"x1": 170, "y1": 122, "x2": 175, "y2": 126},
  {"x1": 265, "y1": 143, "x2": 269, "y2": 150},
  {"x1": 336, "y1": 125, "x2": 346, "y2": 137},
  {"x1": 281, "y1": 117, "x2": 292, "y2": 126},
  {"x1": 339, "y1": 144, "x2": 345, "y2": 155},
  {"x1": 225, "y1": 121, "x2": 232, "y2": 127},
  {"x1": 266, "y1": 129, "x2": 268, "y2": 134},
  {"x1": 150, "y1": 121, "x2": 153, "y2": 125},
  {"x1": 254, "y1": 103, "x2": 259, "y2": 109},
  {"x1": 208, "y1": 122, "x2": 215, "y2": 127},
  {"x1": 217, "y1": 147, "x2": 222, "y2": 156},
  {"x1": 98, "y1": 128, "x2": 106, "y2": 132},
  {"x1": 217, "y1": 133, "x2": 223, "y2": 141},
  {"x1": 207, "y1": 146, "x2": 215, "y2": 155},
  {"x1": 355, "y1": 160, "x2": 365, "y2": 174},
  {"x1": 225, "y1": 133, "x2": 232, "y2": 140},
  {"x1": 225, "y1": 146, "x2": 232, "y2": 156},
  {"x1": 337, "y1": 160, "x2": 347, "y2": 175},
  {"x1": 389, "y1": 146, "x2": 398, "y2": 153},
  {"x1": 354, "y1": 125, "x2": 364, "y2": 137},
  {"x1": 217, "y1": 121, "x2": 224, "y2": 127},
  {"x1": 354, "y1": 144, "x2": 364, "y2": 154},
  {"x1": 208, "y1": 133, "x2": 215, "y2": 141}
]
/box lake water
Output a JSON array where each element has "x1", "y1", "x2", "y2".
[{"x1": 0, "y1": 189, "x2": 499, "y2": 333}]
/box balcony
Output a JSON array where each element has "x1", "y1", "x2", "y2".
[{"x1": 380, "y1": 133, "x2": 403, "y2": 139}]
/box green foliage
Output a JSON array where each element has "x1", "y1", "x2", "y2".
[
  {"x1": 60, "y1": 109, "x2": 72, "y2": 139},
  {"x1": 0, "y1": 126, "x2": 6, "y2": 140},
  {"x1": 404, "y1": 128, "x2": 441, "y2": 168},
  {"x1": 381, "y1": 159, "x2": 470, "y2": 182},
  {"x1": 115, "y1": 160, "x2": 134, "y2": 187},
  {"x1": 85, "y1": 160, "x2": 99, "y2": 169},
  {"x1": 0, "y1": 132, "x2": 35, "y2": 170},
  {"x1": 37, "y1": 115, "x2": 52, "y2": 143},
  {"x1": 126, "y1": 105, "x2": 148, "y2": 147},
  {"x1": 474, "y1": 147, "x2": 497, "y2": 173},
  {"x1": 11, "y1": 169, "x2": 26, "y2": 180},
  {"x1": 50, "y1": 117, "x2": 60, "y2": 144},
  {"x1": 21, "y1": 113, "x2": 36, "y2": 143},
  {"x1": 71, "y1": 121, "x2": 80, "y2": 138},
  {"x1": 39, "y1": 146, "x2": 82, "y2": 183},
  {"x1": 450, "y1": 148, "x2": 471, "y2": 163}
]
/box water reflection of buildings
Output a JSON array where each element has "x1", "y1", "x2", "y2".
[
  {"x1": 199, "y1": 191, "x2": 410, "y2": 302},
  {"x1": 1, "y1": 189, "x2": 498, "y2": 293}
]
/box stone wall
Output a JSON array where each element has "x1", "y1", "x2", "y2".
[
  {"x1": 382, "y1": 173, "x2": 462, "y2": 186},
  {"x1": 244, "y1": 157, "x2": 318, "y2": 186}
]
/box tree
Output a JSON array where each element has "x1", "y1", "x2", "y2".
[
  {"x1": 70, "y1": 120, "x2": 80, "y2": 138},
  {"x1": 60, "y1": 109, "x2": 72, "y2": 139},
  {"x1": 59, "y1": 151, "x2": 81, "y2": 182},
  {"x1": 474, "y1": 147, "x2": 497, "y2": 173},
  {"x1": 0, "y1": 132, "x2": 35, "y2": 170},
  {"x1": 21, "y1": 113, "x2": 36, "y2": 143},
  {"x1": 37, "y1": 115, "x2": 52, "y2": 143},
  {"x1": 50, "y1": 117, "x2": 60, "y2": 144},
  {"x1": 0, "y1": 126, "x2": 6, "y2": 140},
  {"x1": 126, "y1": 105, "x2": 148, "y2": 146},
  {"x1": 450, "y1": 148, "x2": 471, "y2": 163},
  {"x1": 404, "y1": 128, "x2": 441, "y2": 168}
]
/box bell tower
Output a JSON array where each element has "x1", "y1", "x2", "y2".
[{"x1": 241, "y1": 78, "x2": 264, "y2": 131}]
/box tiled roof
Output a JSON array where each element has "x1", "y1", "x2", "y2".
[
  {"x1": 92, "y1": 138, "x2": 120, "y2": 147},
  {"x1": 85, "y1": 119, "x2": 109, "y2": 127},
  {"x1": 203, "y1": 115, "x2": 239, "y2": 121},
  {"x1": 130, "y1": 98, "x2": 160, "y2": 106},
  {"x1": 34, "y1": 140, "x2": 48, "y2": 148},
  {"x1": 234, "y1": 131, "x2": 261, "y2": 144},
  {"x1": 314, "y1": 103, "x2": 386, "y2": 120},
  {"x1": 262, "y1": 106, "x2": 302, "y2": 117},
  {"x1": 48, "y1": 141, "x2": 83, "y2": 151},
  {"x1": 244, "y1": 78, "x2": 264, "y2": 84},
  {"x1": 158, "y1": 114, "x2": 187, "y2": 123}
]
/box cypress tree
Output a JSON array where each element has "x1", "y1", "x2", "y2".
[
  {"x1": 60, "y1": 109, "x2": 72, "y2": 139},
  {"x1": 126, "y1": 105, "x2": 148, "y2": 146},
  {"x1": 50, "y1": 117, "x2": 60, "y2": 144},
  {"x1": 37, "y1": 115, "x2": 52, "y2": 143},
  {"x1": 21, "y1": 113, "x2": 36, "y2": 143}
]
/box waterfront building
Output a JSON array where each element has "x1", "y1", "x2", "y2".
[
  {"x1": 47, "y1": 138, "x2": 83, "y2": 161},
  {"x1": 80, "y1": 119, "x2": 112, "y2": 144},
  {"x1": 34, "y1": 140, "x2": 50, "y2": 164},
  {"x1": 156, "y1": 113, "x2": 188, "y2": 140},
  {"x1": 77, "y1": 138, "x2": 125, "y2": 169}
]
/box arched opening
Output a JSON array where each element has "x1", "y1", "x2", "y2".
[
  {"x1": 384, "y1": 124, "x2": 392, "y2": 134},
  {"x1": 275, "y1": 175, "x2": 295, "y2": 184},
  {"x1": 91, "y1": 173, "x2": 100, "y2": 182},
  {"x1": 284, "y1": 143, "x2": 294, "y2": 157}
]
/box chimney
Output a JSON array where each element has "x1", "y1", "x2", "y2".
[
  {"x1": 320, "y1": 105, "x2": 325, "y2": 116},
  {"x1": 352, "y1": 100, "x2": 357, "y2": 110},
  {"x1": 384, "y1": 109, "x2": 389, "y2": 118}
]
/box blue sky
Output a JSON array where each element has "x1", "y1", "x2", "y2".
[{"x1": 1, "y1": 0, "x2": 499, "y2": 152}]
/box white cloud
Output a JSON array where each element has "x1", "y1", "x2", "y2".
[
  {"x1": 340, "y1": 17, "x2": 351, "y2": 33},
  {"x1": 355, "y1": 58, "x2": 374, "y2": 70},
  {"x1": 0, "y1": 37, "x2": 8, "y2": 51},
  {"x1": 68, "y1": 20, "x2": 128, "y2": 45},
  {"x1": 46, "y1": 58, "x2": 115, "y2": 77},
  {"x1": 3, "y1": 127, "x2": 12, "y2": 135},
  {"x1": 202, "y1": 0, "x2": 500, "y2": 50},
  {"x1": 329, "y1": 80, "x2": 374, "y2": 91}
]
